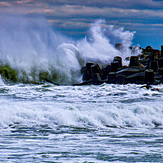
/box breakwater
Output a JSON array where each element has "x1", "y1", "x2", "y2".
[
  {"x1": 0, "y1": 15, "x2": 162, "y2": 86},
  {"x1": 79, "y1": 45, "x2": 163, "y2": 85}
]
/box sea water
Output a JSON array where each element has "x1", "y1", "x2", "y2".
[
  {"x1": 0, "y1": 82, "x2": 163, "y2": 162},
  {"x1": 0, "y1": 15, "x2": 162, "y2": 162}
]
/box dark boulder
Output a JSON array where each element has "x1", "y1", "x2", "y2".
[
  {"x1": 145, "y1": 69, "x2": 154, "y2": 84},
  {"x1": 129, "y1": 56, "x2": 139, "y2": 67}
]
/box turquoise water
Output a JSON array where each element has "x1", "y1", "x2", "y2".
[{"x1": 0, "y1": 82, "x2": 163, "y2": 162}]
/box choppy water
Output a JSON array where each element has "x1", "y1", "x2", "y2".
[
  {"x1": 0, "y1": 14, "x2": 162, "y2": 162},
  {"x1": 0, "y1": 79, "x2": 163, "y2": 162}
]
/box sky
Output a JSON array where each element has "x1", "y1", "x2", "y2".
[{"x1": 0, "y1": 0, "x2": 163, "y2": 49}]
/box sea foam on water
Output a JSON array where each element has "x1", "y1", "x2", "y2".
[
  {"x1": 0, "y1": 13, "x2": 163, "y2": 163},
  {"x1": 0, "y1": 14, "x2": 138, "y2": 85},
  {"x1": 0, "y1": 84, "x2": 162, "y2": 129}
]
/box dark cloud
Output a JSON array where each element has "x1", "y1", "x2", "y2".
[
  {"x1": 38, "y1": 0, "x2": 163, "y2": 9},
  {"x1": 1, "y1": 0, "x2": 163, "y2": 9}
]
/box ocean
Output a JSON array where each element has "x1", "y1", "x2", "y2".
[
  {"x1": 0, "y1": 15, "x2": 163, "y2": 162},
  {"x1": 0, "y1": 82, "x2": 163, "y2": 162}
]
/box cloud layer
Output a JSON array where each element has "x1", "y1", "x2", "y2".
[{"x1": 0, "y1": 0, "x2": 162, "y2": 49}]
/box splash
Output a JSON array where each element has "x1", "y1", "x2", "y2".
[
  {"x1": 0, "y1": 15, "x2": 138, "y2": 85},
  {"x1": 0, "y1": 14, "x2": 82, "y2": 85},
  {"x1": 77, "y1": 20, "x2": 138, "y2": 67}
]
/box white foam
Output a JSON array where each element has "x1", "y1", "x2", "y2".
[
  {"x1": 0, "y1": 15, "x2": 139, "y2": 85},
  {"x1": 0, "y1": 84, "x2": 162, "y2": 129},
  {"x1": 0, "y1": 100, "x2": 162, "y2": 129}
]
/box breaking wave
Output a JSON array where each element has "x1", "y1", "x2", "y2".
[
  {"x1": 0, "y1": 15, "x2": 138, "y2": 85},
  {"x1": 0, "y1": 84, "x2": 162, "y2": 129}
]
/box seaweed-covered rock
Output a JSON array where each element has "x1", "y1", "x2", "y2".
[{"x1": 0, "y1": 64, "x2": 18, "y2": 84}]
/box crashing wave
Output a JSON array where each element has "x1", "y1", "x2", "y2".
[{"x1": 0, "y1": 15, "x2": 137, "y2": 85}]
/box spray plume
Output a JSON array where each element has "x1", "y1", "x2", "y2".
[{"x1": 0, "y1": 15, "x2": 138, "y2": 85}]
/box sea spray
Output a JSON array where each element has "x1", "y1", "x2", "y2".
[
  {"x1": 0, "y1": 15, "x2": 139, "y2": 85},
  {"x1": 0, "y1": 14, "x2": 81, "y2": 84},
  {"x1": 77, "y1": 20, "x2": 121, "y2": 67},
  {"x1": 77, "y1": 19, "x2": 138, "y2": 67}
]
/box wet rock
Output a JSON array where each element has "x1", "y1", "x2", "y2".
[
  {"x1": 79, "y1": 45, "x2": 163, "y2": 85},
  {"x1": 82, "y1": 63, "x2": 94, "y2": 81},
  {"x1": 150, "y1": 61, "x2": 158, "y2": 72},
  {"x1": 158, "y1": 57, "x2": 163, "y2": 68},
  {"x1": 129, "y1": 56, "x2": 139, "y2": 67},
  {"x1": 145, "y1": 69, "x2": 154, "y2": 84},
  {"x1": 114, "y1": 56, "x2": 122, "y2": 67},
  {"x1": 92, "y1": 73, "x2": 102, "y2": 85},
  {"x1": 91, "y1": 64, "x2": 103, "y2": 79},
  {"x1": 126, "y1": 72, "x2": 145, "y2": 84},
  {"x1": 116, "y1": 67, "x2": 145, "y2": 77},
  {"x1": 111, "y1": 61, "x2": 119, "y2": 72},
  {"x1": 158, "y1": 68, "x2": 163, "y2": 75},
  {"x1": 117, "y1": 75, "x2": 126, "y2": 84},
  {"x1": 108, "y1": 72, "x2": 117, "y2": 84},
  {"x1": 161, "y1": 45, "x2": 163, "y2": 58}
]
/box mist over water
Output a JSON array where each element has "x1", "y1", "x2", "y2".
[{"x1": 0, "y1": 15, "x2": 138, "y2": 85}]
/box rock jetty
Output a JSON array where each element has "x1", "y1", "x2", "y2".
[{"x1": 79, "y1": 45, "x2": 163, "y2": 85}]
